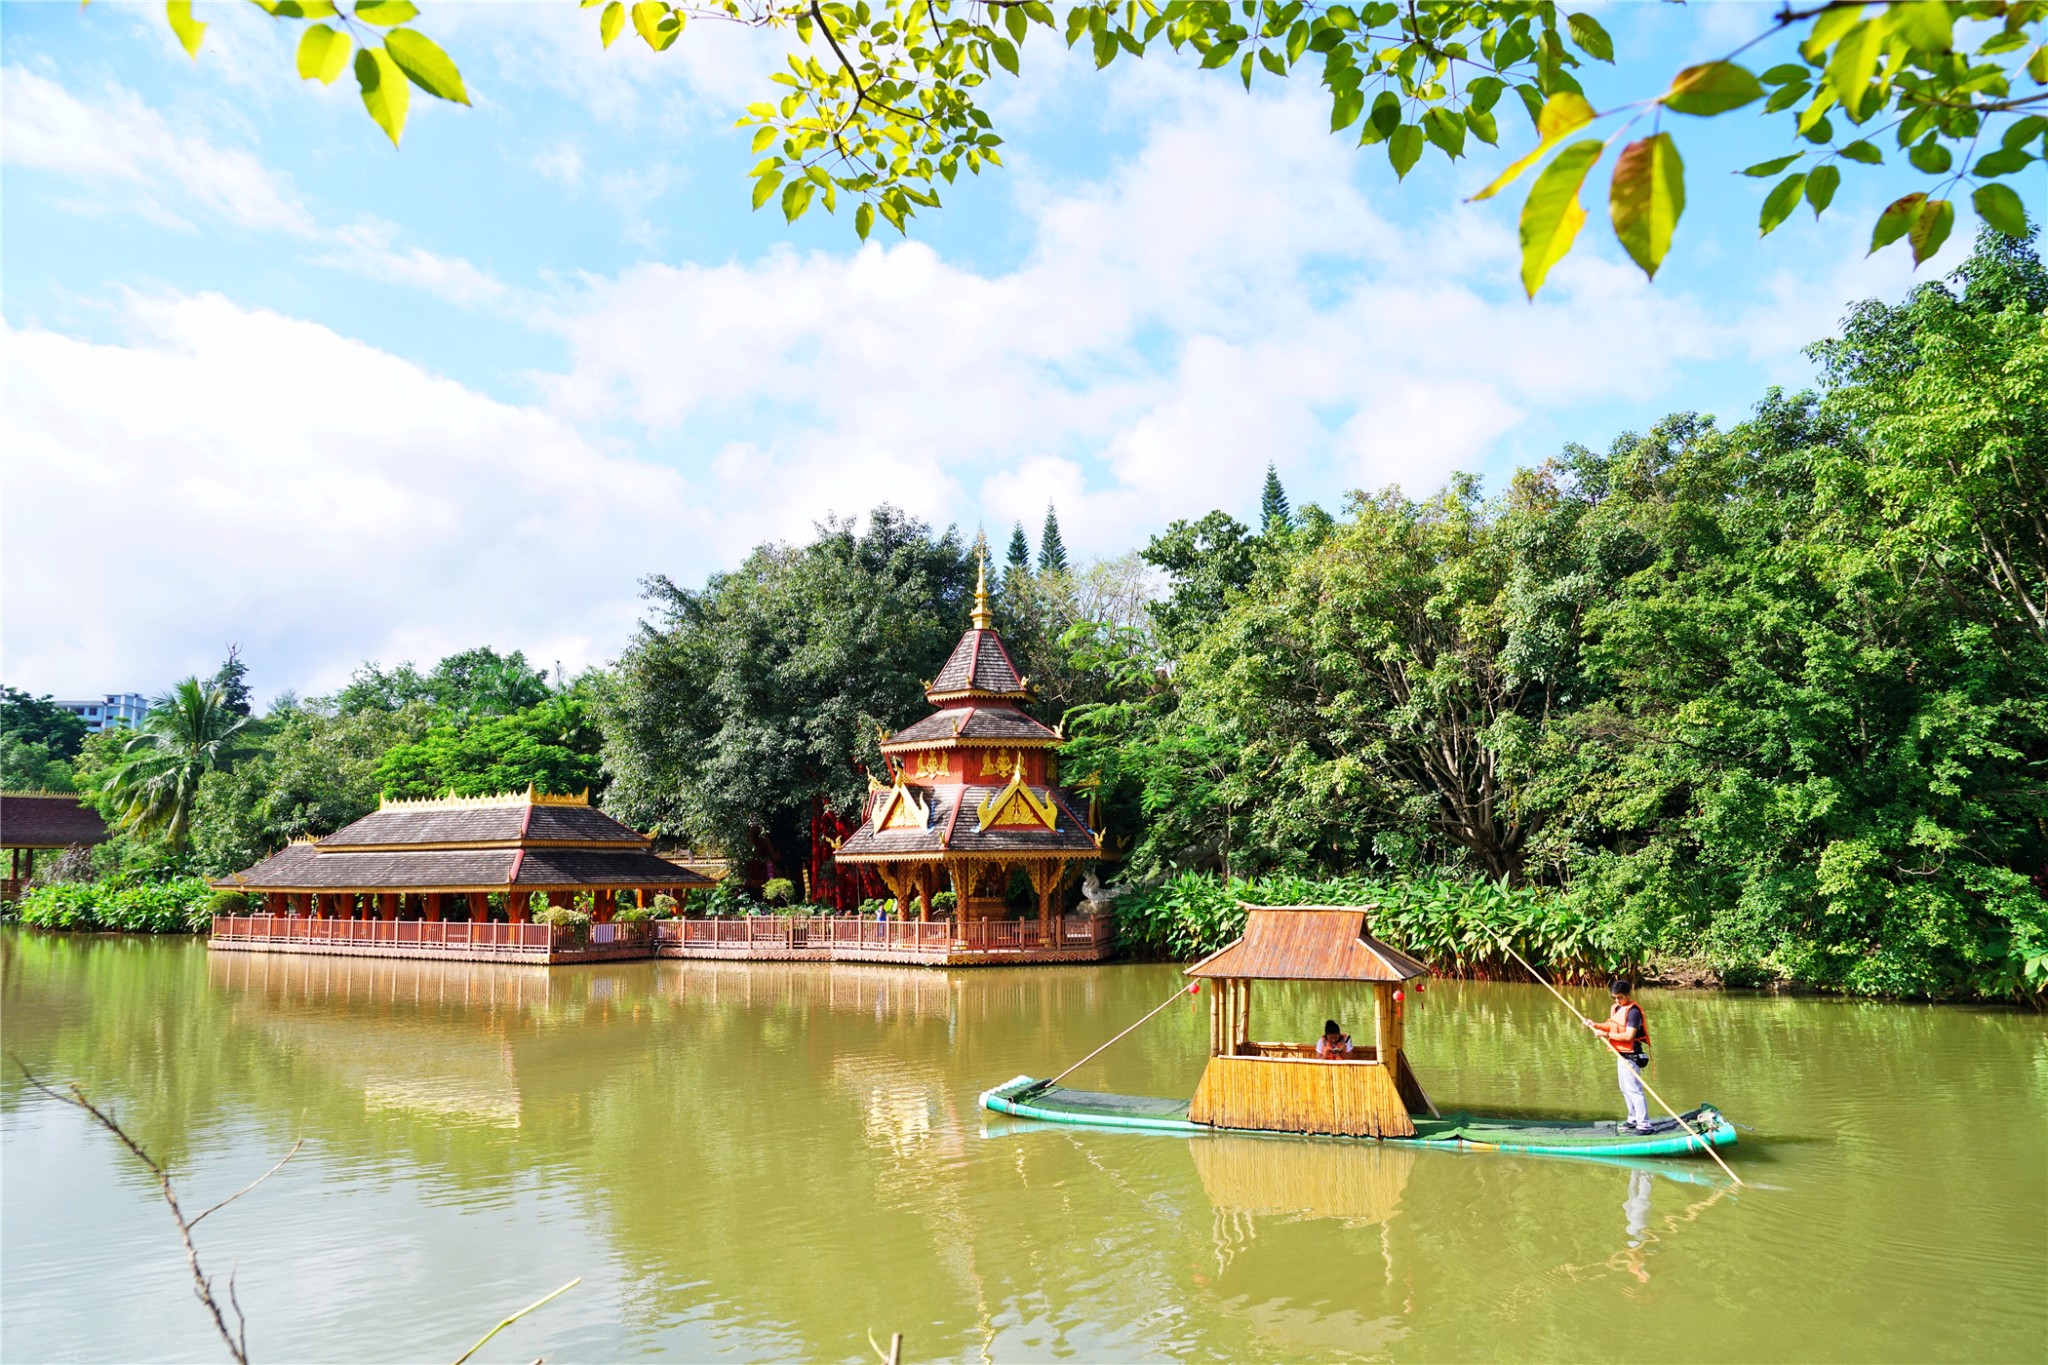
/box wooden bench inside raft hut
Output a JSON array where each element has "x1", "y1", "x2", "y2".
[{"x1": 1185, "y1": 905, "x2": 1436, "y2": 1139}]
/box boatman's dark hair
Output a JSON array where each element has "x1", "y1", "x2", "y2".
[
  {"x1": 1323, "y1": 1019, "x2": 1341, "y2": 1034},
  {"x1": 1609, "y1": 979, "x2": 1633, "y2": 995}
]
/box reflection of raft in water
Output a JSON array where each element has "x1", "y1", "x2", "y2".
[
  {"x1": 1192, "y1": 1133, "x2": 1412, "y2": 1223},
  {"x1": 978, "y1": 904, "x2": 1739, "y2": 1163}
]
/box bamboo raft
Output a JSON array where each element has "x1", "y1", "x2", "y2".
[
  {"x1": 979, "y1": 1077, "x2": 1738, "y2": 1159},
  {"x1": 976, "y1": 904, "x2": 1742, "y2": 1165}
]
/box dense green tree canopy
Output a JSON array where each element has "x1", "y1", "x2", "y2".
[
  {"x1": 0, "y1": 686, "x2": 91, "y2": 761},
  {"x1": 334, "y1": 646, "x2": 554, "y2": 718},
  {"x1": 190, "y1": 699, "x2": 432, "y2": 872},
  {"x1": 154, "y1": 1, "x2": 2044, "y2": 291},
  {"x1": 1066, "y1": 228, "x2": 2047, "y2": 998},
  {"x1": 376, "y1": 693, "x2": 604, "y2": 799},
  {"x1": 601, "y1": 507, "x2": 974, "y2": 872}
]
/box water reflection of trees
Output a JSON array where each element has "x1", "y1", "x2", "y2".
[{"x1": 5, "y1": 935, "x2": 2043, "y2": 1362}]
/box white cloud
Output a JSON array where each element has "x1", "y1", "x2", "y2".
[
  {"x1": 543, "y1": 70, "x2": 1754, "y2": 553},
  {"x1": 1, "y1": 66, "x2": 509, "y2": 311},
  {"x1": 0, "y1": 295, "x2": 700, "y2": 698},
  {"x1": 2, "y1": 26, "x2": 1970, "y2": 698}
]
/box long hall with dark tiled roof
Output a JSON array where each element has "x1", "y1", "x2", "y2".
[{"x1": 209, "y1": 788, "x2": 713, "y2": 963}]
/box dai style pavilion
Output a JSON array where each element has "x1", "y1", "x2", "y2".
[
  {"x1": 828, "y1": 555, "x2": 1109, "y2": 952},
  {"x1": 206, "y1": 560, "x2": 1115, "y2": 968},
  {"x1": 2, "y1": 791, "x2": 110, "y2": 902}
]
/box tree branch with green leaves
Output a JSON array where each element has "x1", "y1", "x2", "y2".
[{"x1": 160, "y1": 0, "x2": 2045, "y2": 289}]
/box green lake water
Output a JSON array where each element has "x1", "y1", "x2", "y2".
[{"x1": 3, "y1": 932, "x2": 2044, "y2": 1363}]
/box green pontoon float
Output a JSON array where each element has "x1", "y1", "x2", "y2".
[{"x1": 980, "y1": 905, "x2": 1737, "y2": 1163}]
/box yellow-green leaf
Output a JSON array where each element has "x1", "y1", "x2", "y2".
[
  {"x1": 1805, "y1": 163, "x2": 1840, "y2": 215},
  {"x1": 1469, "y1": 91, "x2": 1594, "y2": 201},
  {"x1": 383, "y1": 28, "x2": 469, "y2": 104},
  {"x1": 166, "y1": 0, "x2": 206, "y2": 58},
  {"x1": 1822, "y1": 20, "x2": 1885, "y2": 118},
  {"x1": 631, "y1": 0, "x2": 680, "y2": 50},
  {"x1": 855, "y1": 201, "x2": 875, "y2": 240},
  {"x1": 1388, "y1": 124, "x2": 1422, "y2": 179},
  {"x1": 1759, "y1": 171, "x2": 1806, "y2": 235},
  {"x1": 1869, "y1": 192, "x2": 1926, "y2": 252},
  {"x1": 1518, "y1": 138, "x2": 1601, "y2": 298},
  {"x1": 1566, "y1": 12, "x2": 1612, "y2": 62},
  {"x1": 1664, "y1": 61, "x2": 1763, "y2": 116},
  {"x1": 1801, "y1": 3, "x2": 1864, "y2": 63},
  {"x1": 1889, "y1": 1, "x2": 1952, "y2": 52},
  {"x1": 751, "y1": 170, "x2": 782, "y2": 210},
  {"x1": 600, "y1": 0, "x2": 624, "y2": 47},
  {"x1": 1741, "y1": 153, "x2": 1803, "y2": 177},
  {"x1": 1972, "y1": 183, "x2": 2028, "y2": 237},
  {"x1": 1609, "y1": 132, "x2": 1684, "y2": 280},
  {"x1": 352, "y1": 0, "x2": 417, "y2": 24},
  {"x1": 354, "y1": 45, "x2": 409, "y2": 146},
  {"x1": 296, "y1": 23, "x2": 351, "y2": 84},
  {"x1": 1907, "y1": 196, "x2": 1953, "y2": 263}
]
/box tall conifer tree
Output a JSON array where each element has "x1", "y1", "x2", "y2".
[
  {"x1": 1006, "y1": 521, "x2": 1031, "y2": 571},
  {"x1": 1260, "y1": 463, "x2": 1292, "y2": 536},
  {"x1": 1038, "y1": 505, "x2": 1070, "y2": 574}
]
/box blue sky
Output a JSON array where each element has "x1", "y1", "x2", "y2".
[{"x1": 0, "y1": 0, "x2": 2014, "y2": 702}]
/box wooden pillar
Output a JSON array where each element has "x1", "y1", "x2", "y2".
[
  {"x1": 23, "y1": 848, "x2": 33, "y2": 880},
  {"x1": 266, "y1": 892, "x2": 284, "y2": 916},
  {"x1": 594, "y1": 889, "x2": 614, "y2": 924},
  {"x1": 379, "y1": 893, "x2": 398, "y2": 922},
  {"x1": 469, "y1": 892, "x2": 491, "y2": 923},
  {"x1": 425, "y1": 893, "x2": 443, "y2": 923},
  {"x1": 1374, "y1": 984, "x2": 1396, "y2": 1063},
  {"x1": 10, "y1": 847, "x2": 19, "y2": 879},
  {"x1": 505, "y1": 892, "x2": 526, "y2": 924},
  {"x1": 917, "y1": 867, "x2": 932, "y2": 924}
]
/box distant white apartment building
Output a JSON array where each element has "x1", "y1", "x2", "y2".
[{"x1": 57, "y1": 694, "x2": 148, "y2": 732}]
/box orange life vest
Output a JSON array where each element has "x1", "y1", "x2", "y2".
[{"x1": 1605, "y1": 998, "x2": 1649, "y2": 1058}]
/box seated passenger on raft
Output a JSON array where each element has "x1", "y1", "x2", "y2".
[{"x1": 1315, "y1": 1019, "x2": 1354, "y2": 1059}]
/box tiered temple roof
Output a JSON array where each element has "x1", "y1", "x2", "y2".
[
  {"x1": 837, "y1": 558, "x2": 1101, "y2": 874},
  {"x1": 218, "y1": 789, "x2": 711, "y2": 894}
]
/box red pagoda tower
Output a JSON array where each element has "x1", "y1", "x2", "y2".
[{"x1": 834, "y1": 553, "x2": 1102, "y2": 932}]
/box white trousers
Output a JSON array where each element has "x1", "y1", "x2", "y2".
[{"x1": 1617, "y1": 1053, "x2": 1649, "y2": 1126}]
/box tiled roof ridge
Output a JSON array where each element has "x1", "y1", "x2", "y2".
[{"x1": 376, "y1": 786, "x2": 590, "y2": 812}]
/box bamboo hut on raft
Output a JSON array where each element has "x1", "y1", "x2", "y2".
[{"x1": 1185, "y1": 905, "x2": 1434, "y2": 1139}]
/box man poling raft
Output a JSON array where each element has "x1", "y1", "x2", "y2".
[{"x1": 980, "y1": 904, "x2": 1740, "y2": 1166}]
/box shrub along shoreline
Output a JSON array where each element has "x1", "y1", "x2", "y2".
[
  {"x1": 5, "y1": 878, "x2": 218, "y2": 935},
  {"x1": 6, "y1": 869, "x2": 2037, "y2": 1003},
  {"x1": 1115, "y1": 872, "x2": 2046, "y2": 1003}
]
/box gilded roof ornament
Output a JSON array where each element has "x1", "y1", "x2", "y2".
[{"x1": 970, "y1": 541, "x2": 995, "y2": 631}]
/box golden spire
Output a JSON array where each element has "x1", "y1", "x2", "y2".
[{"x1": 971, "y1": 537, "x2": 994, "y2": 630}]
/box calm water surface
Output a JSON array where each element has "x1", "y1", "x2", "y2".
[{"x1": 3, "y1": 932, "x2": 2043, "y2": 1363}]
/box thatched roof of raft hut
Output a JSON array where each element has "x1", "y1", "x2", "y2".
[{"x1": 1184, "y1": 905, "x2": 1429, "y2": 982}]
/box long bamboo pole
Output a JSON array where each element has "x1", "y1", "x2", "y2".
[
  {"x1": 1494, "y1": 938, "x2": 1744, "y2": 1186},
  {"x1": 1028, "y1": 980, "x2": 1202, "y2": 1096}
]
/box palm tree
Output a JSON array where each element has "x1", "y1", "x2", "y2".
[{"x1": 102, "y1": 678, "x2": 251, "y2": 852}]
